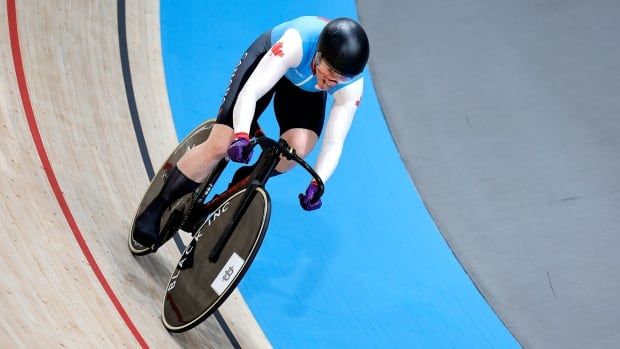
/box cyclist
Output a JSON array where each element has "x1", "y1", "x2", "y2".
[{"x1": 134, "y1": 16, "x2": 370, "y2": 246}]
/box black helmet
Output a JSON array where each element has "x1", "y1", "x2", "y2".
[{"x1": 316, "y1": 18, "x2": 370, "y2": 77}]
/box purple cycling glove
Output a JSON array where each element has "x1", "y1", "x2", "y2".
[
  {"x1": 227, "y1": 132, "x2": 253, "y2": 163},
  {"x1": 299, "y1": 181, "x2": 322, "y2": 211}
]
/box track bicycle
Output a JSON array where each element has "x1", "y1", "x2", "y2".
[{"x1": 128, "y1": 119, "x2": 324, "y2": 332}]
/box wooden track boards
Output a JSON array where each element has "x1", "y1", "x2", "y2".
[{"x1": 0, "y1": 1, "x2": 269, "y2": 347}]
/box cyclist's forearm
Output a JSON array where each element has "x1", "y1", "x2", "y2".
[
  {"x1": 314, "y1": 103, "x2": 356, "y2": 182},
  {"x1": 314, "y1": 139, "x2": 343, "y2": 183},
  {"x1": 313, "y1": 79, "x2": 363, "y2": 182}
]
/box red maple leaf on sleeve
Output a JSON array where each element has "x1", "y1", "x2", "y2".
[{"x1": 270, "y1": 42, "x2": 284, "y2": 57}]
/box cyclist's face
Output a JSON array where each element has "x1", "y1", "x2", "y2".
[{"x1": 313, "y1": 55, "x2": 353, "y2": 91}]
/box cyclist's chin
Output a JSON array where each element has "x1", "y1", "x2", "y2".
[{"x1": 314, "y1": 82, "x2": 330, "y2": 91}]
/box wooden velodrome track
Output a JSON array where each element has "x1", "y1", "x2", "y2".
[{"x1": 0, "y1": 1, "x2": 270, "y2": 347}]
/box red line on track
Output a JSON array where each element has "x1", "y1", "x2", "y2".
[{"x1": 6, "y1": 1, "x2": 148, "y2": 347}]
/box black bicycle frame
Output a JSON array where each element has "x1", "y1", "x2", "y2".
[{"x1": 207, "y1": 137, "x2": 324, "y2": 262}]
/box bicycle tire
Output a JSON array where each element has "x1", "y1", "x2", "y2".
[
  {"x1": 128, "y1": 118, "x2": 217, "y2": 256},
  {"x1": 161, "y1": 186, "x2": 271, "y2": 332}
]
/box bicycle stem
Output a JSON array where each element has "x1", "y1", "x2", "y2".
[{"x1": 255, "y1": 137, "x2": 325, "y2": 201}]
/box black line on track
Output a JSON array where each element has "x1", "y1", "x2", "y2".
[
  {"x1": 117, "y1": 0, "x2": 154, "y2": 179},
  {"x1": 214, "y1": 311, "x2": 243, "y2": 349},
  {"x1": 117, "y1": 2, "x2": 240, "y2": 347}
]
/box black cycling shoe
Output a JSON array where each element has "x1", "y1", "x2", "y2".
[
  {"x1": 133, "y1": 166, "x2": 200, "y2": 247},
  {"x1": 133, "y1": 204, "x2": 164, "y2": 246}
]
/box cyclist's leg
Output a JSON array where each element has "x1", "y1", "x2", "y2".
[
  {"x1": 176, "y1": 124, "x2": 234, "y2": 182},
  {"x1": 133, "y1": 164, "x2": 201, "y2": 245},
  {"x1": 134, "y1": 32, "x2": 274, "y2": 246},
  {"x1": 277, "y1": 128, "x2": 319, "y2": 173},
  {"x1": 273, "y1": 78, "x2": 327, "y2": 173}
]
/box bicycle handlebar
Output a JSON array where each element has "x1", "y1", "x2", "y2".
[{"x1": 249, "y1": 136, "x2": 324, "y2": 203}]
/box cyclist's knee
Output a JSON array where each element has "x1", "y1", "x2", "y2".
[
  {"x1": 206, "y1": 124, "x2": 234, "y2": 158},
  {"x1": 206, "y1": 139, "x2": 230, "y2": 159},
  {"x1": 275, "y1": 138, "x2": 315, "y2": 173},
  {"x1": 294, "y1": 147, "x2": 312, "y2": 159},
  {"x1": 280, "y1": 129, "x2": 318, "y2": 156},
  {"x1": 275, "y1": 158, "x2": 297, "y2": 173}
]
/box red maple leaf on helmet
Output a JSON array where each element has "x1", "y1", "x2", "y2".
[
  {"x1": 271, "y1": 42, "x2": 284, "y2": 57},
  {"x1": 356, "y1": 99, "x2": 362, "y2": 107}
]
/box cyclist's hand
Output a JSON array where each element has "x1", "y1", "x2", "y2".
[
  {"x1": 227, "y1": 133, "x2": 253, "y2": 163},
  {"x1": 298, "y1": 181, "x2": 322, "y2": 211}
]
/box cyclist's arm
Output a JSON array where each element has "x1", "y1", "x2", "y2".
[
  {"x1": 314, "y1": 78, "x2": 364, "y2": 182},
  {"x1": 233, "y1": 29, "x2": 303, "y2": 135}
]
